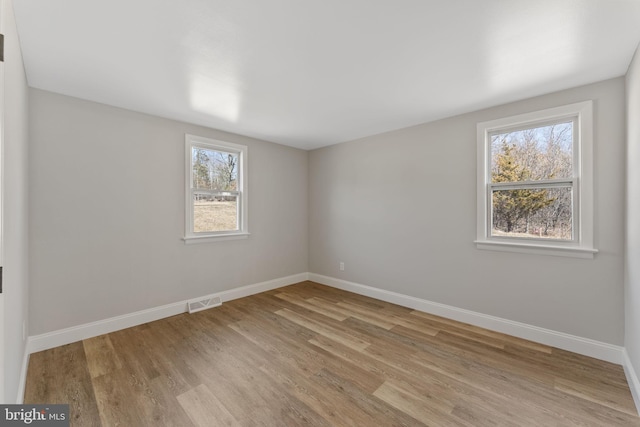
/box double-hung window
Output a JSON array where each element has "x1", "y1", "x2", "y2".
[
  {"x1": 184, "y1": 134, "x2": 248, "y2": 243},
  {"x1": 476, "y1": 101, "x2": 596, "y2": 258}
]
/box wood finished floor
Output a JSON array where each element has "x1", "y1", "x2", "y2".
[{"x1": 25, "y1": 281, "x2": 640, "y2": 426}]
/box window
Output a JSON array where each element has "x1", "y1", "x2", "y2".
[
  {"x1": 184, "y1": 134, "x2": 248, "y2": 243},
  {"x1": 476, "y1": 101, "x2": 596, "y2": 258}
]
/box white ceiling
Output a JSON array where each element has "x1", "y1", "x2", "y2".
[{"x1": 12, "y1": 0, "x2": 640, "y2": 150}]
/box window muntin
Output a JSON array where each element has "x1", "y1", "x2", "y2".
[
  {"x1": 476, "y1": 101, "x2": 595, "y2": 258},
  {"x1": 185, "y1": 135, "x2": 248, "y2": 241}
]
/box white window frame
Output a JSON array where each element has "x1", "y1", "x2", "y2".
[
  {"x1": 184, "y1": 134, "x2": 249, "y2": 244},
  {"x1": 475, "y1": 101, "x2": 597, "y2": 258}
]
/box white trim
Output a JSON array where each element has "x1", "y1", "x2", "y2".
[
  {"x1": 474, "y1": 240, "x2": 597, "y2": 259},
  {"x1": 16, "y1": 344, "x2": 29, "y2": 404},
  {"x1": 24, "y1": 271, "x2": 626, "y2": 372},
  {"x1": 476, "y1": 101, "x2": 595, "y2": 257},
  {"x1": 27, "y1": 273, "x2": 309, "y2": 354},
  {"x1": 185, "y1": 134, "x2": 249, "y2": 242},
  {"x1": 308, "y1": 273, "x2": 623, "y2": 364},
  {"x1": 623, "y1": 349, "x2": 640, "y2": 415},
  {"x1": 183, "y1": 232, "x2": 250, "y2": 244},
  {"x1": 28, "y1": 301, "x2": 187, "y2": 354},
  {"x1": 212, "y1": 272, "x2": 307, "y2": 301}
]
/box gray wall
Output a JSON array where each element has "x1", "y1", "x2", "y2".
[
  {"x1": 3, "y1": 0, "x2": 30, "y2": 402},
  {"x1": 29, "y1": 89, "x2": 309, "y2": 335},
  {"x1": 309, "y1": 78, "x2": 625, "y2": 345},
  {"x1": 626, "y1": 46, "x2": 640, "y2": 379}
]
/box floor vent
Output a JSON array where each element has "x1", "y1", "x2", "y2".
[{"x1": 188, "y1": 296, "x2": 222, "y2": 314}]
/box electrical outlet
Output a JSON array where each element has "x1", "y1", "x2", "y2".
[{"x1": 340, "y1": 262, "x2": 345, "y2": 271}]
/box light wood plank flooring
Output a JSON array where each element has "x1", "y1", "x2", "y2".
[{"x1": 24, "y1": 281, "x2": 640, "y2": 426}]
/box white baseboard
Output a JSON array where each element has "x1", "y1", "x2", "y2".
[
  {"x1": 16, "y1": 345, "x2": 29, "y2": 404},
  {"x1": 214, "y1": 272, "x2": 308, "y2": 301},
  {"x1": 28, "y1": 272, "x2": 309, "y2": 354},
  {"x1": 25, "y1": 271, "x2": 624, "y2": 368},
  {"x1": 309, "y1": 273, "x2": 624, "y2": 365},
  {"x1": 623, "y1": 349, "x2": 640, "y2": 415}
]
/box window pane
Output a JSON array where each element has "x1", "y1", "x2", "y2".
[
  {"x1": 192, "y1": 147, "x2": 239, "y2": 191},
  {"x1": 491, "y1": 187, "x2": 572, "y2": 240},
  {"x1": 193, "y1": 194, "x2": 238, "y2": 232},
  {"x1": 491, "y1": 122, "x2": 572, "y2": 182}
]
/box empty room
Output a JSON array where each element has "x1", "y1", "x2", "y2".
[{"x1": 3, "y1": 0, "x2": 640, "y2": 425}]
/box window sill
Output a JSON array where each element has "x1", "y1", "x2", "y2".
[
  {"x1": 183, "y1": 233, "x2": 250, "y2": 244},
  {"x1": 474, "y1": 239, "x2": 597, "y2": 259}
]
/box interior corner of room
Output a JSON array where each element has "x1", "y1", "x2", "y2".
[{"x1": 2, "y1": 0, "x2": 640, "y2": 424}]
